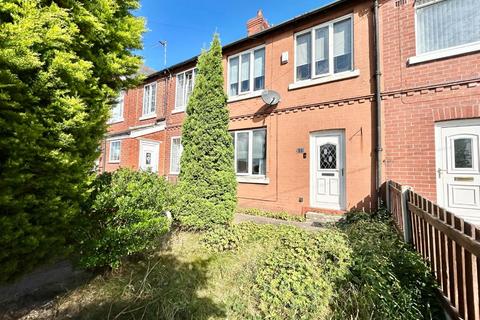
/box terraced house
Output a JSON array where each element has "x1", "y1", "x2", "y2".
[{"x1": 100, "y1": 0, "x2": 480, "y2": 223}]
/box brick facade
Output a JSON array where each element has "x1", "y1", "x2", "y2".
[
  {"x1": 380, "y1": 0, "x2": 480, "y2": 202},
  {"x1": 102, "y1": 0, "x2": 379, "y2": 215}
]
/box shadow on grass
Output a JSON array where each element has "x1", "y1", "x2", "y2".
[{"x1": 62, "y1": 254, "x2": 224, "y2": 320}]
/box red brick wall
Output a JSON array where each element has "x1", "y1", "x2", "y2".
[{"x1": 380, "y1": 0, "x2": 480, "y2": 202}]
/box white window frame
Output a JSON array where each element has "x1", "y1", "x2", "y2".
[
  {"x1": 141, "y1": 82, "x2": 157, "y2": 118},
  {"x1": 109, "y1": 91, "x2": 125, "y2": 124},
  {"x1": 109, "y1": 140, "x2": 121, "y2": 163},
  {"x1": 227, "y1": 45, "x2": 266, "y2": 98},
  {"x1": 174, "y1": 68, "x2": 197, "y2": 113},
  {"x1": 294, "y1": 14, "x2": 354, "y2": 83},
  {"x1": 232, "y1": 128, "x2": 266, "y2": 177},
  {"x1": 409, "y1": 0, "x2": 480, "y2": 65},
  {"x1": 169, "y1": 136, "x2": 183, "y2": 175}
]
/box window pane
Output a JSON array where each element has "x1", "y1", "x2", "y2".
[
  {"x1": 253, "y1": 48, "x2": 265, "y2": 91},
  {"x1": 236, "y1": 132, "x2": 249, "y2": 173},
  {"x1": 240, "y1": 53, "x2": 250, "y2": 92},
  {"x1": 454, "y1": 138, "x2": 473, "y2": 168},
  {"x1": 150, "y1": 83, "x2": 156, "y2": 113},
  {"x1": 143, "y1": 85, "x2": 150, "y2": 115},
  {"x1": 185, "y1": 71, "x2": 194, "y2": 105},
  {"x1": 417, "y1": 0, "x2": 480, "y2": 54},
  {"x1": 252, "y1": 130, "x2": 266, "y2": 175},
  {"x1": 111, "y1": 92, "x2": 124, "y2": 120},
  {"x1": 296, "y1": 32, "x2": 311, "y2": 80},
  {"x1": 315, "y1": 27, "x2": 329, "y2": 75},
  {"x1": 171, "y1": 138, "x2": 182, "y2": 173},
  {"x1": 229, "y1": 57, "x2": 239, "y2": 96},
  {"x1": 176, "y1": 74, "x2": 185, "y2": 108},
  {"x1": 110, "y1": 141, "x2": 120, "y2": 161},
  {"x1": 333, "y1": 18, "x2": 352, "y2": 73}
]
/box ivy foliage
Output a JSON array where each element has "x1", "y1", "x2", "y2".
[
  {"x1": 0, "y1": 0, "x2": 144, "y2": 282},
  {"x1": 174, "y1": 34, "x2": 237, "y2": 229},
  {"x1": 76, "y1": 169, "x2": 171, "y2": 269}
]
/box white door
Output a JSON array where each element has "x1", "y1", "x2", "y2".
[
  {"x1": 139, "y1": 141, "x2": 160, "y2": 173},
  {"x1": 310, "y1": 131, "x2": 345, "y2": 210},
  {"x1": 436, "y1": 121, "x2": 480, "y2": 225}
]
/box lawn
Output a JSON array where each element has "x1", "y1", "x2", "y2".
[{"x1": 25, "y1": 214, "x2": 445, "y2": 320}]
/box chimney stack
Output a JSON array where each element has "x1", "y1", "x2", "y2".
[{"x1": 247, "y1": 10, "x2": 270, "y2": 36}]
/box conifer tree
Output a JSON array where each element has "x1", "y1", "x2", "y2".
[
  {"x1": 175, "y1": 34, "x2": 237, "y2": 229},
  {"x1": 0, "y1": 0, "x2": 144, "y2": 282}
]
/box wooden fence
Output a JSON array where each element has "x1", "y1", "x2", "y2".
[{"x1": 386, "y1": 181, "x2": 480, "y2": 320}]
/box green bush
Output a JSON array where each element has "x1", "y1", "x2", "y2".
[
  {"x1": 203, "y1": 224, "x2": 352, "y2": 319},
  {"x1": 331, "y1": 212, "x2": 444, "y2": 320},
  {"x1": 76, "y1": 169, "x2": 171, "y2": 269},
  {"x1": 175, "y1": 34, "x2": 237, "y2": 230},
  {"x1": 0, "y1": 0, "x2": 144, "y2": 283}
]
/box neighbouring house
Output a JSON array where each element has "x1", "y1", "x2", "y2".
[
  {"x1": 99, "y1": 0, "x2": 378, "y2": 216},
  {"x1": 380, "y1": 0, "x2": 480, "y2": 225}
]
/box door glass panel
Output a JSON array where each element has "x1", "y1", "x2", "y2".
[
  {"x1": 319, "y1": 143, "x2": 337, "y2": 169},
  {"x1": 145, "y1": 152, "x2": 152, "y2": 165},
  {"x1": 454, "y1": 138, "x2": 473, "y2": 168}
]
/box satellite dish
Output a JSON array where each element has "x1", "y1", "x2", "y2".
[{"x1": 261, "y1": 90, "x2": 281, "y2": 105}]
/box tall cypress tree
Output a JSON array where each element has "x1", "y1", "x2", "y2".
[{"x1": 176, "y1": 34, "x2": 237, "y2": 229}]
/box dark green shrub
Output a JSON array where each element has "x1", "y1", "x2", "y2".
[
  {"x1": 0, "y1": 0, "x2": 144, "y2": 283},
  {"x1": 331, "y1": 212, "x2": 444, "y2": 320},
  {"x1": 174, "y1": 34, "x2": 237, "y2": 230},
  {"x1": 76, "y1": 169, "x2": 171, "y2": 269}
]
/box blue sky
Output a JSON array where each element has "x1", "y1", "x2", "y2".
[{"x1": 135, "y1": 0, "x2": 334, "y2": 71}]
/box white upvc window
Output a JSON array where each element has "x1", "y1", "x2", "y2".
[
  {"x1": 142, "y1": 82, "x2": 157, "y2": 117},
  {"x1": 231, "y1": 128, "x2": 266, "y2": 176},
  {"x1": 170, "y1": 136, "x2": 183, "y2": 174},
  {"x1": 415, "y1": 0, "x2": 480, "y2": 55},
  {"x1": 175, "y1": 68, "x2": 197, "y2": 112},
  {"x1": 228, "y1": 46, "x2": 265, "y2": 97},
  {"x1": 109, "y1": 140, "x2": 121, "y2": 163},
  {"x1": 109, "y1": 91, "x2": 124, "y2": 123},
  {"x1": 294, "y1": 14, "x2": 353, "y2": 82}
]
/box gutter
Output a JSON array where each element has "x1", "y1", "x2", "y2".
[{"x1": 373, "y1": 0, "x2": 383, "y2": 206}]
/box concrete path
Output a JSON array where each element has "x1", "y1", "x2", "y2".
[{"x1": 234, "y1": 213, "x2": 324, "y2": 231}]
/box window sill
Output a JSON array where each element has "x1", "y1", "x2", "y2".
[
  {"x1": 108, "y1": 160, "x2": 120, "y2": 164},
  {"x1": 408, "y1": 42, "x2": 480, "y2": 65},
  {"x1": 237, "y1": 176, "x2": 269, "y2": 184},
  {"x1": 288, "y1": 69, "x2": 360, "y2": 90},
  {"x1": 171, "y1": 108, "x2": 185, "y2": 114},
  {"x1": 108, "y1": 118, "x2": 124, "y2": 124},
  {"x1": 139, "y1": 114, "x2": 156, "y2": 121},
  {"x1": 227, "y1": 90, "x2": 262, "y2": 103},
  {"x1": 169, "y1": 172, "x2": 179, "y2": 176}
]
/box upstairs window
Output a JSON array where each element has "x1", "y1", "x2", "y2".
[
  {"x1": 170, "y1": 137, "x2": 183, "y2": 174},
  {"x1": 416, "y1": 0, "x2": 480, "y2": 55},
  {"x1": 142, "y1": 82, "x2": 157, "y2": 117},
  {"x1": 175, "y1": 68, "x2": 197, "y2": 112},
  {"x1": 295, "y1": 15, "x2": 353, "y2": 82},
  {"x1": 231, "y1": 128, "x2": 266, "y2": 176},
  {"x1": 110, "y1": 92, "x2": 124, "y2": 123},
  {"x1": 228, "y1": 46, "x2": 265, "y2": 97},
  {"x1": 109, "y1": 140, "x2": 121, "y2": 163}
]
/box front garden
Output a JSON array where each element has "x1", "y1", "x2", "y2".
[{"x1": 13, "y1": 169, "x2": 444, "y2": 320}]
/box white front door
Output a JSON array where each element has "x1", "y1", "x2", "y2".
[
  {"x1": 436, "y1": 120, "x2": 480, "y2": 225},
  {"x1": 139, "y1": 140, "x2": 160, "y2": 173},
  {"x1": 310, "y1": 130, "x2": 345, "y2": 210}
]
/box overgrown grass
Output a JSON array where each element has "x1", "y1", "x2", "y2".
[
  {"x1": 39, "y1": 212, "x2": 443, "y2": 320},
  {"x1": 236, "y1": 207, "x2": 306, "y2": 222}
]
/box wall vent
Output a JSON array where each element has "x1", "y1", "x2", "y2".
[{"x1": 395, "y1": 0, "x2": 407, "y2": 6}]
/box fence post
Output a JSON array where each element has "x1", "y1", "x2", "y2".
[
  {"x1": 401, "y1": 185, "x2": 413, "y2": 243},
  {"x1": 385, "y1": 180, "x2": 390, "y2": 211}
]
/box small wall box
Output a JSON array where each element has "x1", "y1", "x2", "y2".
[{"x1": 281, "y1": 52, "x2": 288, "y2": 64}]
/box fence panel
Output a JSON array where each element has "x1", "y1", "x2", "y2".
[{"x1": 386, "y1": 180, "x2": 480, "y2": 320}]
